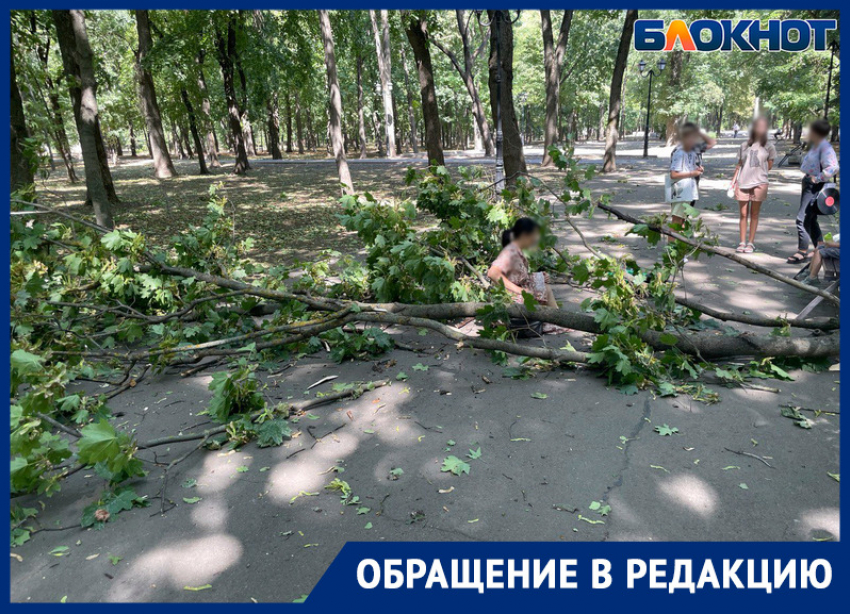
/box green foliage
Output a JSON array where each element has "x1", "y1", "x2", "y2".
[
  {"x1": 322, "y1": 327, "x2": 394, "y2": 363},
  {"x1": 206, "y1": 360, "x2": 266, "y2": 423},
  {"x1": 80, "y1": 487, "x2": 149, "y2": 528}
]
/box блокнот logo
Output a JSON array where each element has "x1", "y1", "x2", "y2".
[{"x1": 634, "y1": 18, "x2": 836, "y2": 52}]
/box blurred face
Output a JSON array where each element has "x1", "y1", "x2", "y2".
[
  {"x1": 809, "y1": 127, "x2": 826, "y2": 145},
  {"x1": 752, "y1": 118, "x2": 768, "y2": 139},
  {"x1": 680, "y1": 131, "x2": 698, "y2": 150},
  {"x1": 515, "y1": 229, "x2": 541, "y2": 250}
]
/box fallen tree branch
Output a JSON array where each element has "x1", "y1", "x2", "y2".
[
  {"x1": 597, "y1": 201, "x2": 840, "y2": 308},
  {"x1": 145, "y1": 263, "x2": 839, "y2": 360}
]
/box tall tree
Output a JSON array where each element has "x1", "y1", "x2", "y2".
[
  {"x1": 431, "y1": 10, "x2": 493, "y2": 156},
  {"x1": 370, "y1": 10, "x2": 396, "y2": 157},
  {"x1": 10, "y1": 42, "x2": 35, "y2": 196},
  {"x1": 318, "y1": 10, "x2": 353, "y2": 194},
  {"x1": 397, "y1": 37, "x2": 419, "y2": 153},
  {"x1": 488, "y1": 10, "x2": 526, "y2": 182},
  {"x1": 355, "y1": 51, "x2": 368, "y2": 159},
  {"x1": 195, "y1": 50, "x2": 220, "y2": 168},
  {"x1": 133, "y1": 10, "x2": 177, "y2": 178},
  {"x1": 602, "y1": 10, "x2": 638, "y2": 173},
  {"x1": 404, "y1": 12, "x2": 444, "y2": 166},
  {"x1": 213, "y1": 12, "x2": 250, "y2": 175},
  {"x1": 180, "y1": 88, "x2": 209, "y2": 174},
  {"x1": 266, "y1": 94, "x2": 283, "y2": 159},
  {"x1": 540, "y1": 10, "x2": 573, "y2": 166},
  {"x1": 30, "y1": 14, "x2": 78, "y2": 183},
  {"x1": 52, "y1": 10, "x2": 114, "y2": 227}
]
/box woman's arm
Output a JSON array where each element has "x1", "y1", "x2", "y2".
[
  {"x1": 700, "y1": 130, "x2": 718, "y2": 150},
  {"x1": 487, "y1": 265, "x2": 524, "y2": 295},
  {"x1": 817, "y1": 144, "x2": 840, "y2": 181}
]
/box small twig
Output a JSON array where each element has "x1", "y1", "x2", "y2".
[{"x1": 723, "y1": 447, "x2": 774, "y2": 468}]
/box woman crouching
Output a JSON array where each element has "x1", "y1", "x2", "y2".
[{"x1": 487, "y1": 218, "x2": 565, "y2": 337}]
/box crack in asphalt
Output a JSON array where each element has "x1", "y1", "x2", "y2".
[{"x1": 600, "y1": 397, "x2": 652, "y2": 541}]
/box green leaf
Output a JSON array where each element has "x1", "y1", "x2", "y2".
[
  {"x1": 183, "y1": 497, "x2": 202, "y2": 504},
  {"x1": 77, "y1": 420, "x2": 121, "y2": 466},
  {"x1": 256, "y1": 419, "x2": 292, "y2": 448},
  {"x1": 531, "y1": 392, "x2": 548, "y2": 400},
  {"x1": 441, "y1": 455, "x2": 471, "y2": 476},
  {"x1": 412, "y1": 363, "x2": 429, "y2": 371},
  {"x1": 467, "y1": 447, "x2": 482, "y2": 460},
  {"x1": 396, "y1": 371, "x2": 409, "y2": 381},
  {"x1": 654, "y1": 424, "x2": 679, "y2": 436}
]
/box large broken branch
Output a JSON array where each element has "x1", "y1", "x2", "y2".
[
  {"x1": 596, "y1": 201, "x2": 840, "y2": 308},
  {"x1": 147, "y1": 264, "x2": 839, "y2": 360}
]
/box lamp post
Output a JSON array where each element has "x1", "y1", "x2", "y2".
[
  {"x1": 824, "y1": 40, "x2": 839, "y2": 121},
  {"x1": 638, "y1": 57, "x2": 666, "y2": 158}
]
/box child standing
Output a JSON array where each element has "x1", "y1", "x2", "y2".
[{"x1": 666, "y1": 122, "x2": 717, "y2": 229}]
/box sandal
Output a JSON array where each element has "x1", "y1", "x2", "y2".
[
  {"x1": 736, "y1": 242, "x2": 747, "y2": 253},
  {"x1": 744, "y1": 243, "x2": 755, "y2": 253},
  {"x1": 786, "y1": 250, "x2": 808, "y2": 264}
]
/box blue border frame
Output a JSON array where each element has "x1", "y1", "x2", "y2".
[{"x1": 3, "y1": 3, "x2": 843, "y2": 608}]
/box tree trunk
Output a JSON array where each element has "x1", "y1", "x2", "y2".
[
  {"x1": 602, "y1": 10, "x2": 637, "y2": 173},
  {"x1": 10, "y1": 43, "x2": 34, "y2": 196},
  {"x1": 266, "y1": 95, "x2": 283, "y2": 159},
  {"x1": 284, "y1": 93, "x2": 294, "y2": 153},
  {"x1": 294, "y1": 92, "x2": 305, "y2": 154},
  {"x1": 181, "y1": 88, "x2": 209, "y2": 174},
  {"x1": 196, "y1": 52, "x2": 220, "y2": 168},
  {"x1": 52, "y1": 10, "x2": 114, "y2": 227},
  {"x1": 128, "y1": 120, "x2": 137, "y2": 157},
  {"x1": 32, "y1": 25, "x2": 79, "y2": 184},
  {"x1": 318, "y1": 10, "x2": 354, "y2": 194},
  {"x1": 404, "y1": 13, "x2": 444, "y2": 166},
  {"x1": 398, "y1": 39, "x2": 419, "y2": 154},
  {"x1": 540, "y1": 10, "x2": 573, "y2": 166},
  {"x1": 356, "y1": 52, "x2": 368, "y2": 159},
  {"x1": 214, "y1": 14, "x2": 250, "y2": 175},
  {"x1": 488, "y1": 10, "x2": 526, "y2": 181},
  {"x1": 134, "y1": 10, "x2": 177, "y2": 178},
  {"x1": 370, "y1": 10, "x2": 397, "y2": 158}
]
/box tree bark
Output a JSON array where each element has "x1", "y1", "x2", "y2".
[
  {"x1": 602, "y1": 10, "x2": 637, "y2": 173},
  {"x1": 404, "y1": 13, "x2": 444, "y2": 166},
  {"x1": 398, "y1": 39, "x2": 419, "y2": 154},
  {"x1": 128, "y1": 120, "x2": 137, "y2": 157},
  {"x1": 181, "y1": 88, "x2": 209, "y2": 174},
  {"x1": 52, "y1": 10, "x2": 114, "y2": 228},
  {"x1": 370, "y1": 10, "x2": 397, "y2": 158},
  {"x1": 133, "y1": 10, "x2": 177, "y2": 178},
  {"x1": 266, "y1": 95, "x2": 283, "y2": 159},
  {"x1": 284, "y1": 93, "x2": 294, "y2": 153},
  {"x1": 540, "y1": 10, "x2": 573, "y2": 166},
  {"x1": 214, "y1": 13, "x2": 250, "y2": 175},
  {"x1": 356, "y1": 52, "x2": 368, "y2": 159},
  {"x1": 294, "y1": 91, "x2": 305, "y2": 154},
  {"x1": 488, "y1": 10, "x2": 526, "y2": 181},
  {"x1": 318, "y1": 10, "x2": 354, "y2": 194},
  {"x1": 196, "y1": 51, "x2": 220, "y2": 168},
  {"x1": 10, "y1": 42, "x2": 35, "y2": 195}
]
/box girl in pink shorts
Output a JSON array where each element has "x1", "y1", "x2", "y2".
[{"x1": 730, "y1": 117, "x2": 776, "y2": 253}]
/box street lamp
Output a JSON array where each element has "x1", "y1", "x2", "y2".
[{"x1": 638, "y1": 57, "x2": 666, "y2": 158}]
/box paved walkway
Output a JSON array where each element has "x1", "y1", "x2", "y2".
[{"x1": 11, "y1": 137, "x2": 839, "y2": 603}]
